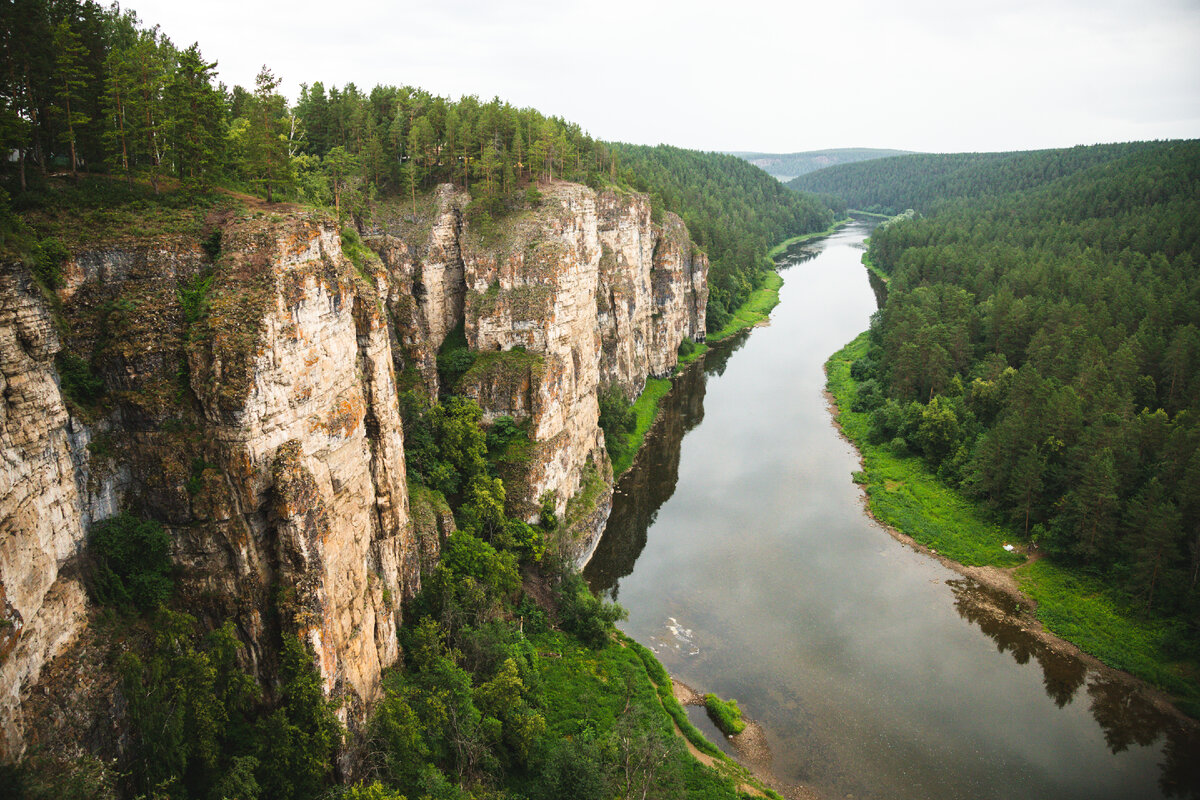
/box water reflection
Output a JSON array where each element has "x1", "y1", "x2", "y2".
[
  {"x1": 948, "y1": 578, "x2": 1200, "y2": 797},
  {"x1": 584, "y1": 223, "x2": 1197, "y2": 799},
  {"x1": 585, "y1": 362, "x2": 707, "y2": 597}
]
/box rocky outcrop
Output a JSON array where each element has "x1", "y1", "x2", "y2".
[
  {"x1": 0, "y1": 264, "x2": 91, "y2": 757},
  {"x1": 372, "y1": 182, "x2": 708, "y2": 533},
  {"x1": 1, "y1": 179, "x2": 708, "y2": 759},
  {"x1": 0, "y1": 211, "x2": 427, "y2": 758},
  {"x1": 179, "y1": 213, "x2": 420, "y2": 722},
  {"x1": 596, "y1": 191, "x2": 708, "y2": 399}
]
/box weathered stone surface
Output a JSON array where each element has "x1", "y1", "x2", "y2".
[
  {"x1": 0, "y1": 263, "x2": 90, "y2": 758},
  {"x1": 373, "y1": 182, "x2": 707, "y2": 531},
  {"x1": 1, "y1": 211, "x2": 426, "y2": 758},
  {"x1": 182, "y1": 214, "x2": 415, "y2": 724}
]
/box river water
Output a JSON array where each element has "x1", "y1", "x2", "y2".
[{"x1": 583, "y1": 221, "x2": 1198, "y2": 800}]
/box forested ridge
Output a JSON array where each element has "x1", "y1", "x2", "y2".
[
  {"x1": 729, "y1": 147, "x2": 914, "y2": 180},
  {"x1": 850, "y1": 141, "x2": 1200, "y2": 634},
  {"x1": 786, "y1": 142, "x2": 1160, "y2": 216}
]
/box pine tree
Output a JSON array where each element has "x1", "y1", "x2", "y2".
[
  {"x1": 164, "y1": 44, "x2": 223, "y2": 185},
  {"x1": 246, "y1": 66, "x2": 292, "y2": 202},
  {"x1": 52, "y1": 16, "x2": 90, "y2": 177}
]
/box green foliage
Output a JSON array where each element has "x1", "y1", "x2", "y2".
[
  {"x1": 88, "y1": 512, "x2": 173, "y2": 611},
  {"x1": 119, "y1": 612, "x2": 261, "y2": 799},
  {"x1": 611, "y1": 143, "x2": 835, "y2": 333},
  {"x1": 178, "y1": 271, "x2": 213, "y2": 327},
  {"x1": 555, "y1": 572, "x2": 627, "y2": 649},
  {"x1": 1017, "y1": 560, "x2": 1200, "y2": 718},
  {"x1": 827, "y1": 334, "x2": 1023, "y2": 568},
  {"x1": 340, "y1": 225, "x2": 377, "y2": 278},
  {"x1": 55, "y1": 351, "x2": 104, "y2": 408},
  {"x1": 598, "y1": 385, "x2": 635, "y2": 468},
  {"x1": 788, "y1": 142, "x2": 1156, "y2": 215},
  {"x1": 439, "y1": 531, "x2": 521, "y2": 599},
  {"x1": 849, "y1": 140, "x2": 1200, "y2": 621},
  {"x1": 703, "y1": 693, "x2": 746, "y2": 736},
  {"x1": 435, "y1": 324, "x2": 476, "y2": 395},
  {"x1": 32, "y1": 236, "x2": 68, "y2": 288},
  {"x1": 256, "y1": 635, "x2": 343, "y2": 800},
  {"x1": 0, "y1": 752, "x2": 118, "y2": 800},
  {"x1": 705, "y1": 270, "x2": 783, "y2": 343}
]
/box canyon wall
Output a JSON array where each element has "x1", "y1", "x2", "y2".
[
  {"x1": 0, "y1": 212, "x2": 426, "y2": 757},
  {"x1": 0, "y1": 178, "x2": 706, "y2": 759},
  {"x1": 372, "y1": 182, "x2": 708, "y2": 529}
]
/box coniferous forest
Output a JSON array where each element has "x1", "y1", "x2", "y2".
[
  {"x1": 818, "y1": 140, "x2": 1200, "y2": 642},
  {"x1": 1, "y1": 0, "x2": 832, "y2": 334}
]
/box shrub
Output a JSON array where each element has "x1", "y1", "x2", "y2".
[
  {"x1": 556, "y1": 572, "x2": 626, "y2": 649},
  {"x1": 55, "y1": 352, "x2": 104, "y2": 408},
  {"x1": 88, "y1": 512, "x2": 173, "y2": 611},
  {"x1": 704, "y1": 693, "x2": 746, "y2": 736}
]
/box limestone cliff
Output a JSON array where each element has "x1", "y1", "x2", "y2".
[
  {"x1": 0, "y1": 179, "x2": 707, "y2": 761},
  {"x1": 0, "y1": 210, "x2": 426, "y2": 758},
  {"x1": 0, "y1": 263, "x2": 92, "y2": 757},
  {"x1": 371, "y1": 182, "x2": 708, "y2": 532}
]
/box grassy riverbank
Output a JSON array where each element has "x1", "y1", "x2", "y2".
[
  {"x1": 523, "y1": 625, "x2": 779, "y2": 799},
  {"x1": 827, "y1": 331, "x2": 1200, "y2": 718},
  {"x1": 861, "y1": 252, "x2": 890, "y2": 283},
  {"x1": 765, "y1": 217, "x2": 852, "y2": 260},
  {"x1": 611, "y1": 377, "x2": 673, "y2": 477}
]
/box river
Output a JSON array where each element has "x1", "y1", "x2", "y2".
[{"x1": 583, "y1": 221, "x2": 1198, "y2": 800}]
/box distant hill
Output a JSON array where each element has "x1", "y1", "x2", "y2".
[
  {"x1": 727, "y1": 148, "x2": 916, "y2": 181},
  {"x1": 785, "y1": 143, "x2": 1159, "y2": 215}
]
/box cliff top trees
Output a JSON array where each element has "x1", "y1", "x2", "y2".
[{"x1": 246, "y1": 66, "x2": 292, "y2": 202}]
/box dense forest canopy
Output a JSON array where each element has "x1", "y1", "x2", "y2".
[
  {"x1": 786, "y1": 142, "x2": 1161, "y2": 215},
  {"x1": 853, "y1": 140, "x2": 1200, "y2": 624}
]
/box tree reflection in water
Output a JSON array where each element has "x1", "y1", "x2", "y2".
[{"x1": 948, "y1": 578, "x2": 1200, "y2": 798}]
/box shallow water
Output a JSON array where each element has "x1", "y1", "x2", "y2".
[{"x1": 584, "y1": 222, "x2": 1198, "y2": 799}]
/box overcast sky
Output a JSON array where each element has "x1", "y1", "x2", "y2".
[{"x1": 125, "y1": 0, "x2": 1200, "y2": 155}]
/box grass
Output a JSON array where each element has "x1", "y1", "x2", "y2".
[
  {"x1": 611, "y1": 377, "x2": 673, "y2": 477},
  {"x1": 827, "y1": 330, "x2": 1200, "y2": 717},
  {"x1": 1017, "y1": 560, "x2": 1200, "y2": 718},
  {"x1": 861, "y1": 252, "x2": 890, "y2": 284},
  {"x1": 825, "y1": 332, "x2": 1022, "y2": 568},
  {"x1": 706, "y1": 272, "x2": 785, "y2": 344},
  {"x1": 704, "y1": 694, "x2": 747, "y2": 736},
  {"x1": 526, "y1": 628, "x2": 780, "y2": 799},
  {"x1": 847, "y1": 209, "x2": 892, "y2": 219},
  {"x1": 623, "y1": 637, "x2": 784, "y2": 800},
  {"x1": 765, "y1": 217, "x2": 852, "y2": 260}
]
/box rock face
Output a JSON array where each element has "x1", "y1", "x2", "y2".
[
  {"x1": 0, "y1": 263, "x2": 92, "y2": 757},
  {"x1": 181, "y1": 215, "x2": 418, "y2": 723},
  {"x1": 0, "y1": 212, "x2": 426, "y2": 758},
  {"x1": 0, "y1": 179, "x2": 707, "y2": 760},
  {"x1": 373, "y1": 182, "x2": 708, "y2": 529}
]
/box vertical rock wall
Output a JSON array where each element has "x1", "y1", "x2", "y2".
[
  {"x1": 0, "y1": 264, "x2": 90, "y2": 757},
  {"x1": 372, "y1": 182, "x2": 707, "y2": 530}
]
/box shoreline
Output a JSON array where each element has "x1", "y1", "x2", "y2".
[
  {"x1": 670, "y1": 679, "x2": 818, "y2": 800},
  {"x1": 821, "y1": 383, "x2": 1200, "y2": 734}
]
